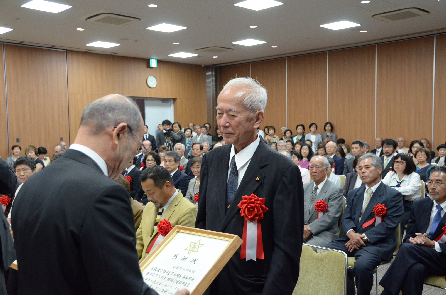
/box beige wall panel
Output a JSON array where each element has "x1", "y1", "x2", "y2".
[
  {"x1": 67, "y1": 51, "x2": 207, "y2": 141},
  {"x1": 251, "y1": 59, "x2": 287, "y2": 132},
  {"x1": 5, "y1": 45, "x2": 68, "y2": 157},
  {"x1": 434, "y1": 34, "x2": 446, "y2": 147},
  {"x1": 328, "y1": 46, "x2": 376, "y2": 146},
  {"x1": 376, "y1": 37, "x2": 434, "y2": 145},
  {"x1": 287, "y1": 53, "x2": 327, "y2": 136},
  {"x1": 218, "y1": 63, "x2": 251, "y2": 92},
  {"x1": 0, "y1": 44, "x2": 8, "y2": 159}
]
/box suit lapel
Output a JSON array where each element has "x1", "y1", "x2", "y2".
[
  {"x1": 213, "y1": 147, "x2": 231, "y2": 227},
  {"x1": 352, "y1": 186, "x2": 366, "y2": 226},
  {"x1": 163, "y1": 193, "x2": 181, "y2": 220},
  {"x1": 308, "y1": 180, "x2": 329, "y2": 220},
  {"x1": 358, "y1": 183, "x2": 385, "y2": 228},
  {"x1": 419, "y1": 198, "x2": 434, "y2": 234}
]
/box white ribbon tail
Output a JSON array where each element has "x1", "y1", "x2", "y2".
[
  {"x1": 375, "y1": 216, "x2": 382, "y2": 226},
  {"x1": 246, "y1": 220, "x2": 257, "y2": 261},
  {"x1": 1, "y1": 205, "x2": 6, "y2": 213},
  {"x1": 152, "y1": 234, "x2": 164, "y2": 250},
  {"x1": 437, "y1": 234, "x2": 446, "y2": 244}
]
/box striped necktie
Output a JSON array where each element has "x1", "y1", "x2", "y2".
[
  {"x1": 226, "y1": 156, "x2": 238, "y2": 212},
  {"x1": 429, "y1": 205, "x2": 443, "y2": 238},
  {"x1": 154, "y1": 208, "x2": 164, "y2": 226}
]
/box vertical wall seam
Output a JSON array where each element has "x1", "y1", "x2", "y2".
[
  {"x1": 285, "y1": 57, "x2": 288, "y2": 127},
  {"x1": 3, "y1": 43, "x2": 10, "y2": 151},
  {"x1": 66, "y1": 50, "x2": 70, "y2": 144},
  {"x1": 326, "y1": 52, "x2": 329, "y2": 121},
  {"x1": 432, "y1": 36, "x2": 436, "y2": 145},
  {"x1": 250, "y1": 63, "x2": 252, "y2": 77},
  {"x1": 375, "y1": 44, "x2": 378, "y2": 139}
]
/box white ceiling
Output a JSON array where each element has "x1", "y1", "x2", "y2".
[{"x1": 0, "y1": 0, "x2": 445, "y2": 66}]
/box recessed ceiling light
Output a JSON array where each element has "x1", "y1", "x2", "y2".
[
  {"x1": 148, "y1": 4, "x2": 157, "y2": 7},
  {"x1": 234, "y1": 0, "x2": 283, "y2": 11},
  {"x1": 77, "y1": 28, "x2": 84, "y2": 31},
  {"x1": 147, "y1": 23, "x2": 186, "y2": 33},
  {"x1": 86, "y1": 41, "x2": 120, "y2": 48},
  {"x1": 361, "y1": 0, "x2": 370, "y2": 3},
  {"x1": 173, "y1": 42, "x2": 179, "y2": 45},
  {"x1": 233, "y1": 39, "x2": 266, "y2": 46},
  {"x1": 168, "y1": 52, "x2": 198, "y2": 58},
  {"x1": 250, "y1": 26, "x2": 257, "y2": 28},
  {"x1": 21, "y1": 0, "x2": 72, "y2": 13},
  {"x1": 0, "y1": 27, "x2": 13, "y2": 34},
  {"x1": 213, "y1": 56, "x2": 218, "y2": 58},
  {"x1": 320, "y1": 21, "x2": 360, "y2": 31},
  {"x1": 271, "y1": 45, "x2": 277, "y2": 48},
  {"x1": 360, "y1": 30, "x2": 367, "y2": 33}
]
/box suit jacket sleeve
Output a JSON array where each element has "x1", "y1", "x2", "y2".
[
  {"x1": 81, "y1": 185, "x2": 157, "y2": 295},
  {"x1": 177, "y1": 174, "x2": 190, "y2": 197},
  {"x1": 0, "y1": 158, "x2": 17, "y2": 195},
  {"x1": 341, "y1": 189, "x2": 358, "y2": 234},
  {"x1": 334, "y1": 156, "x2": 344, "y2": 175},
  {"x1": 308, "y1": 187, "x2": 343, "y2": 236}
]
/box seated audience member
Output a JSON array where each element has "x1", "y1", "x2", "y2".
[
  {"x1": 371, "y1": 137, "x2": 384, "y2": 157},
  {"x1": 291, "y1": 151, "x2": 310, "y2": 184},
  {"x1": 305, "y1": 139, "x2": 313, "y2": 147},
  {"x1": 263, "y1": 126, "x2": 269, "y2": 137},
  {"x1": 326, "y1": 141, "x2": 344, "y2": 175},
  {"x1": 11, "y1": 156, "x2": 36, "y2": 199},
  {"x1": 305, "y1": 123, "x2": 322, "y2": 153},
  {"x1": 136, "y1": 166, "x2": 197, "y2": 262},
  {"x1": 185, "y1": 157, "x2": 202, "y2": 208},
  {"x1": 174, "y1": 143, "x2": 188, "y2": 167},
  {"x1": 343, "y1": 144, "x2": 353, "y2": 160},
  {"x1": 343, "y1": 155, "x2": 364, "y2": 197},
  {"x1": 25, "y1": 145, "x2": 44, "y2": 171},
  {"x1": 122, "y1": 158, "x2": 144, "y2": 203},
  {"x1": 158, "y1": 145, "x2": 169, "y2": 167},
  {"x1": 294, "y1": 141, "x2": 303, "y2": 154},
  {"x1": 277, "y1": 140, "x2": 287, "y2": 151},
  {"x1": 215, "y1": 126, "x2": 223, "y2": 142},
  {"x1": 286, "y1": 140, "x2": 294, "y2": 152},
  {"x1": 415, "y1": 147, "x2": 434, "y2": 182},
  {"x1": 6, "y1": 145, "x2": 21, "y2": 169},
  {"x1": 321, "y1": 121, "x2": 337, "y2": 143},
  {"x1": 59, "y1": 140, "x2": 67, "y2": 149},
  {"x1": 303, "y1": 156, "x2": 343, "y2": 246},
  {"x1": 382, "y1": 153, "x2": 421, "y2": 228},
  {"x1": 421, "y1": 138, "x2": 436, "y2": 161},
  {"x1": 184, "y1": 127, "x2": 193, "y2": 157},
  {"x1": 362, "y1": 142, "x2": 370, "y2": 154},
  {"x1": 115, "y1": 174, "x2": 144, "y2": 230},
  {"x1": 396, "y1": 137, "x2": 409, "y2": 154},
  {"x1": 325, "y1": 156, "x2": 341, "y2": 187},
  {"x1": 184, "y1": 143, "x2": 203, "y2": 177},
  {"x1": 282, "y1": 129, "x2": 293, "y2": 141},
  {"x1": 135, "y1": 140, "x2": 152, "y2": 169},
  {"x1": 432, "y1": 144, "x2": 446, "y2": 166},
  {"x1": 164, "y1": 151, "x2": 190, "y2": 196},
  {"x1": 336, "y1": 145, "x2": 346, "y2": 159},
  {"x1": 37, "y1": 146, "x2": 51, "y2": 167},
  {"x1": 53, "y1": 144, "x2": 66, "y2": 160},
  {"x1": 270, "y1": 142, "x2": 277, "y2": 151},
  {"x1": 317, "y1": 142, "x2": 326, "y2": 156},
  {"x1": 299, "y1": 143, "x2": 313, "y2": 170},
  {"x1": 327, "y1": 154, "x2": 404, "y2": 295},
  {"x1": 380, "y1": 139, "x2": 398, "y2": 179},
  {"x1": 344, "y1": 140, "x2": 364, "y2": 175},
  {"x1": 202, "y1": 142, "x2": 211, "y2": 154},
  {"x1": 141, "y1": 151, "x2": 161, "y2": 171},
  {"x1": 264, "y1": 126, "x2": 280, "y2": 145},
  {"x1": 292, "y1": 124, "x2": 306, "y2": 144},
  {"x1": 409, "y1": 139, "x2": 424, "y2": 165},
  {"x1": 337, "y1": 138, "x2": 346, "y2": 146},
  {"x1": 379, "y1": 166, "x2": 446, "y2": 295}
]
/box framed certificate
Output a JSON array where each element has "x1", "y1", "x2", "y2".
[{"x1": 139, "y1": 225, "x2": 242, "y2": 295}]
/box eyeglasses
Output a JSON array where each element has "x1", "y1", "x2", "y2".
[
  {"x1": 114, "y1": 125, "x2": 146, "y2": 152},
  {"x1": 394, "y1": 160, "x2": 406, "y2": 165},
  {"x1": 427, "y1": 180, "x2": 446, "y2": 187},
  {"x1": 15, "y1": 168, "x2": 32, "y2": 174}
]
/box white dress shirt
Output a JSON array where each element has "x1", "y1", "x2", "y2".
[
  {"x1": 382, "y1": 172, "x2": 421, "y2": 202},
  {"x1": 312, "y1": 178, "x2": 327, "y2": 195},
  {"x1": 70, "y1": 144, "x2": 108, "y2": 176},
  {"x1": 228, "y1": 136, "x2": 260, "y2": 186}
]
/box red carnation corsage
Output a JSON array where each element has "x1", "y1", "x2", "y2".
[
  {"x1": 363, "y1": 203, "x2": 387, "y2": 228},
  {"x1": 314, "y1": 200, "x2": 328, "y2": 219},
  {"x1": 146, "y1": 219, "x2": 173, "y2": 254},
  {"x1": 125, "y1": 175, "x2": 132, "y2": 183},
  {"x1": 194, "y1": 193, "x2": 199, "y2": 203}
]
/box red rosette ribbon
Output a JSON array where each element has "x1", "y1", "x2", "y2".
[
  {"x1": 434, "y1": 225, "x2": 446, "y2": 243},
  {"x1": 194, "y1": 193, "x2": 199, "y2": 203},
  {"x1": 363, "y1": 203, "x2": 387, "y2": 228},
  {"x1": 146, "y1": 219, "x2": 173, "y2": 254},
  {"x1": 314, "y1": 200, "x2": 328, "y2": 219},
  {"x1": 179, "y1": 165, "x2": 184, "y2": 171},
  {"x1": 0, "y1": 195, "x2": 11, "y2": 213},
  {"x1": 125, "y1": 175, "x2": 132, "y2": 183},
  {"x1": 238, "y1": 194, "x2": 268, "y2": 261},
  {"x1": 141, "y1": 162, "x2": 145, "y2": 168}
]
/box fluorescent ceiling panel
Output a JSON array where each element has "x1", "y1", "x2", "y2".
[
  {"x1": 0, "y1": 27, "x2": 13, "y2": 34},
  {"x1": 234, "y1": 0, "x2": 283, "y2": 11},
  {"x1": 232, "y1": 39, "x2": 266, "y2": 46},
  {"x1": 320, "y1": 21, "x2": 360, "y2": 30},
  {"x1": 168, "y1": 52, "x2": 198, "y2": 58},
  {"x1": 147, "y1": 23, "x2": 186, "y2": 33},
  {"x1": 86, "y1": 41, "x2": 120, "y2": 48},
  {"x1": 21, "y1": 0, "x2": 72, "y2": 13}
]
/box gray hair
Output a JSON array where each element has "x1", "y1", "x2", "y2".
[
  {"x1": 279, "y1": 150, "x2": 291, "y2": 158},
  {"x1": 277, "y1": 140, "x2": 286, "y2": 146},
  {"x1": 174, "y1": 143, "x2": 185, "y2": 151},
  {"x1": 363, "y1": 142, "x2": 370, "y2": 151},
  {"x1": 165, "y1": 151, "x2": 181, "y2": 163},
  {"x1": 358, "y1": 153, "x2": 383, "y2": 169},
  {"x1": 324, "y1": 155, "x2": 335, "y2": 168},
  {"x1": 326, "y1": 141, "x2": 337, "y2": 148},
  {"x1": 80, "y1": 94, "x2": 142, "y2": 134},
  {"x1": 312, "y1": 155, "x2": 330, "y2": 169},
  {"x1": 220, "y1": 77, "x2": 268, "y2": 112},
  {"x1": 54, "y1": 144, "x2": 66, "y2": 152}
]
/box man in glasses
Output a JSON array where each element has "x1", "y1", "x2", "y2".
[
  {"x1": 12, "y1": 94, "x2": 188, "y2": 295},
  {"x1": 380, "y1": 166, "x2": 446, "y2": 295}
]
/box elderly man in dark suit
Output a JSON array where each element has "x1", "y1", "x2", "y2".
[
  {"x1": 196, "y1": 77, "x2": 304, "y2": 295},
  {"x1": 327, "y1": 153, "x2": 404, "y2": 295},
  {"x1": 164, "y1": 151, "x2": 190, "y2": 196},
  {"x1": 380, "y1": 166, "x2": 446, "y2": 295},
  {"x1": 12, "y1": 94, "x2": 188, "y2": 295},
  {"x1": 303, "y1": 156, "x2": 343, "y2": 246},
  {"x1": 325, "y1": 140, "x2": 344, "y2": 175}
]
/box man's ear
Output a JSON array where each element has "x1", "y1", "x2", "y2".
[
  {"x1": 112, "y1": 123, "x2": 128, "y2": 146},
  {"x1": 253, "y1": 111, "x2": 264, "y2": 129}
]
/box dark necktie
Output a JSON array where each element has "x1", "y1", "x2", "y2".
[
  {"x1": 429, "y1": 205, "x2": 443, "y2": 238},
  {"x1": 395, "y1": 180, "x2": 402, "y2": 187},
  {"x1": 154, "y1": 208, "x2": 164, "y2": 226},
  {"x1": 226, "y1": 156, "x2": 238, "y2": 212}
]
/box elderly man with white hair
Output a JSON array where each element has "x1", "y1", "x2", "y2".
[{"x1": 174, "y1": 143, "x2": 188, "y2": 167}]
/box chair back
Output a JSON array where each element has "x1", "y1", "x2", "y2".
[
  {"x1": 293, "y1": 244, "x2": 347, "y2": 295},
  {"x1": 420, "y1": 180, "x2": 425, "y2": 198},
  {"x1": 339, "y1": 197, "x2": 346, "y2": 237},
  {"x1": 339, "y1": 175, "x2": 346, "y2": 188}
]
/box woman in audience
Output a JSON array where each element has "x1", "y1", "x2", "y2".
[
  {"x1": 140, "y1": 151, "x2": 161, "y2": 171},
  {"x1": 184, "y1": 127, "x2": 193, "y2": 158},
  {"x1": 270, "y1": 142, "x2": 277, "y2": 151},
  {"x1": 292, "y1": 124, "x2": 306, "y2": 144},
  {"x1": 282, "y1": 129, "x2": 293, "y2": 141},
  {"x1": 321, "y1": 121, "x2": 337, "y2": 143},
  {"x1": 37, "y1": 146, "x2": 51, "y2": 167},
  {"x1": 432, "y1": 144, "x2": 446, "y2": 166},
  {"x1": 6, "y1": 145, "x2": 21, "y2": 169},
  {"x1": 343, "y1": 144, "x2": 353, "y2": 160},
  {"x1": 9, "y1": 157, "x2": 37, "y2": 222},
  {"x1": 264, "y1": 126, "x2": 280, "y2": 145},
  {"x1": 316, "y1": 142, "x2": 326, "y2": 156},
  {"x1": 286, "y1": 140, "x2": 294, "y2": 152},
  {"x1": 158, "y1": 146, "x2": 168, "y2": 167},
  {"x1": 298, "y1": 143, "x2": 313, "y2": 169},
  {"x1": 185, "y1": 157, "x2": 202, "y2": 208},
  {"x1": 343, "y1": 155, "x2": 363, "y2": 197},
  {"x1": 305, "y1": 123, "x2": 322, "y2": 153},
  {"x1": 414, "y1": 147, "x2": 434, "y2": 182},
  {"x1": 293, "y1": 141, "x2": 302, "y2": 154},
  {"x1": 382, "y1": 153, "x2": 421, "y2": 228},
  {"x1": 25, "y1": 145, "x2": 44, "y2": 171},
  {"x1": 408, "y1": 139, "x2": 424, "y2": 165},
  {"x1": 336, "y1": 145, "x2": 346, "y2": 159},
  {"x1": 289, "y1": 150, "x2": 310, "y2": 184}
]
